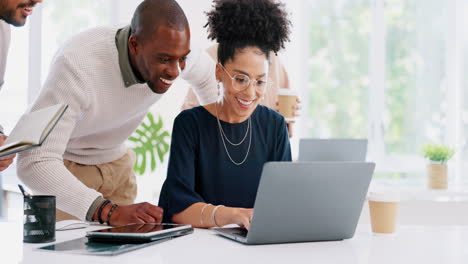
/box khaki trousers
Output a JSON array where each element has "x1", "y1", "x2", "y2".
[{"x1": 56, "y1": 150, "x2": 138, "y2": 221}]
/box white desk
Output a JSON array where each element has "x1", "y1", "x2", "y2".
[{"x1": 2, "y1": 221, "x2": 468, "y2": 264}]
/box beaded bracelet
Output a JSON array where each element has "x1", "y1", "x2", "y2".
[
  {"x1": 106, "y1": 204, "x2": 119, "y2": 226},
  {"x1": 200, "y1": 203, "x2": 211, "y2": 226},
  {"x1": 97, "y1": 200, "x2": 111, "y2": 224},
  {"x1": 211, "y1": 205, "x2": 225, "y2": 227}
]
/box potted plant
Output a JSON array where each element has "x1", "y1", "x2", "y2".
[{"x1": 422, "y1": 143, "x2": 455, "y2": 189}]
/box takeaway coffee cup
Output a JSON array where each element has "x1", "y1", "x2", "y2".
[
  {"x1": 277, "y1": 88, "x2": 298, "y2": 121},
  {"x1": 368, "y1": 191, "x2": 400, "y2": 235}
]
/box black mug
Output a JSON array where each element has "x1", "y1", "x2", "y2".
[{"x1": 23, "y1": 195, "x2": 56, "y2": 243}]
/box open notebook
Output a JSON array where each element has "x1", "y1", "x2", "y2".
[{"x1": 0, "y1": 104, "x2": 68, "y2": 158}]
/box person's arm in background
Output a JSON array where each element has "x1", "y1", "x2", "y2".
[
  {"x1": 180, "y1": 44, "x2": 218, "y2": 110},
  {"x1": 274, "y1": 55, "x2": 301, "y2": 138},
  {"x1": 17, "y1": 53, "x2": 163, "y2": 225},
  {"x1": 180, "y1": 88, "x2": 201, "y2": 111},
  {"x1": 180, "y1": 46, "x2": 218, "y2": 106}
]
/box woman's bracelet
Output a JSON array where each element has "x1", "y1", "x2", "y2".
[
  {"x1": 106, "y1": 204, "x2": 119, "y2": 226},
  {"x1": 200, "y1": 203, "x2": 211, "y2": 226},
  {"x1": 211, "y1": 205, "x2": 225, "y2": 227}
]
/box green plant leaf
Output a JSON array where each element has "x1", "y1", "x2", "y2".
[
  {"x1": 156, "y1": 131, "x2": 170, "y2": 162},
  {"x1": 128, "y1": 113, "x2": 171, "y2": 175},
  {"x1": 421, "y1": 143, "x2": 455, "y2": 163}
]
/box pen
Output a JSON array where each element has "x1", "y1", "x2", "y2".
[
  {"x1": 18, "y1": 184, "x2": 32, "y2": 198},
  {"x1": 19, "y1": 184, "x2": 50, "y2": 236}
]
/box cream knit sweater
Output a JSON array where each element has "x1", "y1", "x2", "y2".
[{"x1": 17, "y1": 26, "x2": 217, "y2": 220}]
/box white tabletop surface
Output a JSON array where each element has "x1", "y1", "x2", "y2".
[{"x1": 2, "y1": 221, "x2": 468, "y2": 264}]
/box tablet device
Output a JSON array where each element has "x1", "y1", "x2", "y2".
[
  {"x1": 86, "y1": 223, "x2": 193, "y2": 243},
  {"x1": 38, "y1": 236, "x2": 171, "y2": 255}
]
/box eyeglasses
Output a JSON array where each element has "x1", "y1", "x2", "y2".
[{"x1": 219, "y1": 63, "x2": 268, "y2": 93}]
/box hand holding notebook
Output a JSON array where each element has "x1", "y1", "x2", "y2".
[
  {"x1": 0, "y1": 134, "x2": 15, "y2": 171},
  {"x1": 0, "y1": 104, "x2": 68, "y2": 158}
]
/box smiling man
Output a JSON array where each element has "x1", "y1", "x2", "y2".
[
  {"x1": 17, "y1": 0, "x2": 217, "y2": 226},
  {"x1": 0, "y1": 0, "x2": 44, "y2": 171},
  {"x1": 0, "y1": 0, "x2": 41, "y2": 26}
]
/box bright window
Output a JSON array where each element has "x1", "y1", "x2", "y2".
[
  {"x1": 41, "y1": 0, "x2": 112, "y2": 82},
  {"x1": 384, "y1": 0, "x2": 448, "y2": 156},
  {"x1": 300, "y1": 0, "x2": 467, "y2": 190},
  {"x1": 306, "y1": 0, "x2": 370, "y2": 139}
]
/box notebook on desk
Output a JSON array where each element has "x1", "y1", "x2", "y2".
[{"x1": 214, "y1": 161, "x2": 375, "y2": 245}]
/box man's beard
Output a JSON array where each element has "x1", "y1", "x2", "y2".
[
  {"x1": 0, "y1": 9, "x2": 25, "y2": 27},
  {"x1": 1, "y1": 1, "x2": 36, "y2": 27}
]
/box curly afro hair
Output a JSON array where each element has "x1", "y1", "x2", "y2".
[{"x1": 205, "y1": 0, "x2": 291, "y2": 65}]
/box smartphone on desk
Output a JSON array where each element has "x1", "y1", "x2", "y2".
[{"x1": 86, "y1": 223, "x2": 193, "y2": 244}]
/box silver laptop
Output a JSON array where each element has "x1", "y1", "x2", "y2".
[
  {"x1": 214, "y1": 161, "x2": 375, "y2": 245},
  {"x1": 299, "y1": 138, "x2": 368, "y2": 162}
]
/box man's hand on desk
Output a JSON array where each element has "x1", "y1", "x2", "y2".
[
  {"x1": 95, "y1": 201, "x2": 164, "y2": 226},
  {"x1": 0, "y1": 134, "x2": 16, "y2": 171}
]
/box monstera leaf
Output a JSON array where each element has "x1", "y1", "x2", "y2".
[{"x1": 128, "y1": 113, "x2": 170, "y2": 175}]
